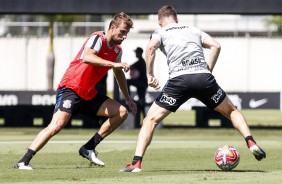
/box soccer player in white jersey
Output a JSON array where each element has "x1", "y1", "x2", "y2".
[{"x1": 121, "y1": 5, "x2": 266, "y2": 172}]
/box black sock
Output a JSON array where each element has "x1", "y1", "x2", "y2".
[
  {"x1": 132, "y1": 156, "x2": 142, "y2": 165},
  {"x1": 84, "y1": 133, "x2": 103, "y2": 150},
  {"x1": 18, "y1": 149, "x2": 36, "y2": 165}
]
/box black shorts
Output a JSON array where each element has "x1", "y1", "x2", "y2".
[
  {"x1": 155, "y1": 73, "x2": 226, "y2": 112},
  {"x1": 54, "y1": 87, "x2": 109, "y2": 118}
]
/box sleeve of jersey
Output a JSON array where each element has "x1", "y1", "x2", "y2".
[
  {"x1": 85, "y1": 35, "x2": 102, "y2": 53},
  {"x1": 200, "y1": 30, "x2": 209, "y2": 43},
  {"x1": 150, "y1": 31, "x2": 161, "y2": 42}
]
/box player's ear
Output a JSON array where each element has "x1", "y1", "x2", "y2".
[{"x1": 158, "y1": 19, "x2": 162, "y2": 27}]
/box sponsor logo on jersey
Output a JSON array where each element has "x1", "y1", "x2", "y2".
[
  {"x1": 181, "y1": 57, "x2": 204, "y2": 67},
  {"x1": 211, "y1": 89, "x2": 223, "y2": 103},
  {"x1": 165, "y1": 26, "x2": 189, "y2": 31},
  {"x1": 159, "y1": 93, "x2": 176, "y2": 105}
]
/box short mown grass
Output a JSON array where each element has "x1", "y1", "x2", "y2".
[{"x1": 0, "y1": 127, "x2": 281, "y2": 184}]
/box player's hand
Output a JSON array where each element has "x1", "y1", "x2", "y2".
[
  {"x1": 126, "y1": 99, "x2": 137, "y2": 116},
  {"x1": 148, "y1": 76, "x2": 161, "y2": 90},
  {"x1": 113, "y1": 62, "x2": 130, "y2": 72}
]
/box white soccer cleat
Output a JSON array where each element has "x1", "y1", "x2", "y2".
[
  {"x1": 250, "y1": 145, "x2": 266, "y2": 161},
  {"x1": 14, "y1": 162, "x2": 33, "y2": 170},
  {"x1": 79, "y1": 146, "x2": 105, "y2": 166}
]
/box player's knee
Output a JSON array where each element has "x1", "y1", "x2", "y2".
[
  {"x1": 48, "y1": 119, "x2": 65, "y2": 136},
  {"x1": 143, "y1": 116, "x2": 159, "y2": 127},
  {"x1": 216, "y1": 100, "x2": 237, "y2": 118},
  {"x1": 224, "y1": 106, "x2": 239, "y2": 119},
  {"x1": 119, "y1": 106, "x2": 128, "y2": 120}
]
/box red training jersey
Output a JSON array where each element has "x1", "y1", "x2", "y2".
[{"x1": 58, "y1": 31, "x2": 121, "y2": 100}]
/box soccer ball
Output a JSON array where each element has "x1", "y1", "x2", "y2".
[{"x1": 214, "y1": 145, "x2": 240, "y2": 171}]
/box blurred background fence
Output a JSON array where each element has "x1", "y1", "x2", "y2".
[{"x1": 0, "y1": 16, "x2": 282, "y2": 93}]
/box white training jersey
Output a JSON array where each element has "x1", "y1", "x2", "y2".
[{"x1": 151, "y1": 23, "x2": 211, "y2": 79}]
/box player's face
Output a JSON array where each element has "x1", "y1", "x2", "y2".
[{"x1": 112, "y1": 22, "x2": 130, "y2": 45}]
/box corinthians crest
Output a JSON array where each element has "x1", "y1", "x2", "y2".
[{"x1": 63, "y1": 99, "x2": 72, "y2": 109}]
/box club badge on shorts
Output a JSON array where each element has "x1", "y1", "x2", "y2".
[{"x1": 63, "y1": 99, "x2": 72, "y2": 109}]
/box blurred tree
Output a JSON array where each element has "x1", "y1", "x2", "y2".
[{"x1": 266, "y1": 15, "x2": 282, "y2": 36}]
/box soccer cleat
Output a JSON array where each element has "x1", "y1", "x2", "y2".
[
  {"x1": 79, "y1": 146, "x2": 105, "y2": 166},
  {"x1": 250, "y1": 144, "x2": 266, "y2": 161},
  {"x1": 120, "y1": 160, "x2": 142, "y2": 172},
  {"x1": 14, "y1": 162, "x2": 33, "y2": 170}
]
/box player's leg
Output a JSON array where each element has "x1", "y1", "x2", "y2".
[
  {"x1": 96, "y1": 98, "x2": 128, "y2": 137},
  {"x1": 214, "y1": 96, "x2": 266, "y2": 161},
  {"x1": 121, "y1": 76, "x2": 188, "y2": 172},
  {"x1": 214, "y1": 96, "x2": 251, "y2": 137},
  {"x1": 30, "y1": 110, "x2": 71, "y2": 151},
  {"x1": 121, "y1": 102, "x2": 171, "y2": 172},
  {"x1": 14, "y1": 88, "x2": 74, "y2": 170},
  {"x1": 14, "y1": 110, "x2": 71, "y2": 170},
  {"x1": 196, "y1": 73, "x2": 266, "y2": 161},
  {"x1": 79, "y1": 97, "x2": 128, "y2": 166},
  {"x1": 136, "y1": 102, "x2": 170, "y2": 155}
]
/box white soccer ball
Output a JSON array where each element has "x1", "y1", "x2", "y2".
[{"x1": 214, "y1": 145, "x2": 240, "y2": 171}]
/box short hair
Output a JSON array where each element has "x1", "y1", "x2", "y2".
[
  {"x1": 158, "y1": 5, "x2": 177, "y2": 21},
  {"x1": 108, "y1": 12, "x2": 133, "y2": 30}
]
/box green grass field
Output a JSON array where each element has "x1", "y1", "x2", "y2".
[
  {"x1": 0, "y1": 127, "x2": 281, "y2": 184},
  {"x1": 163, "y1": 109, "x2": 282, "y2": 127}
]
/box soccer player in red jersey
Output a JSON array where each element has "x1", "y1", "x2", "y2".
[{"x1": 14, "y1": 12, "x2": 137, "y2": 170}]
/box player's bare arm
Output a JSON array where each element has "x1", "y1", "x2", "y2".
[
  {"x1": 113, "y1": 67, "x2": 137, "y2": 115},
  {"x1": 82, "y1": 48, "x2": 115, "y2": 67},
  {"x1": 145, "y1": 39, "x2": 161, "y2": 90},
  {"x1": 202, "y1": 35, "x2": 221, "y2": 72},
  {"x1": 83, "y1": 48, "x2": 130, "y2": 71}
]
